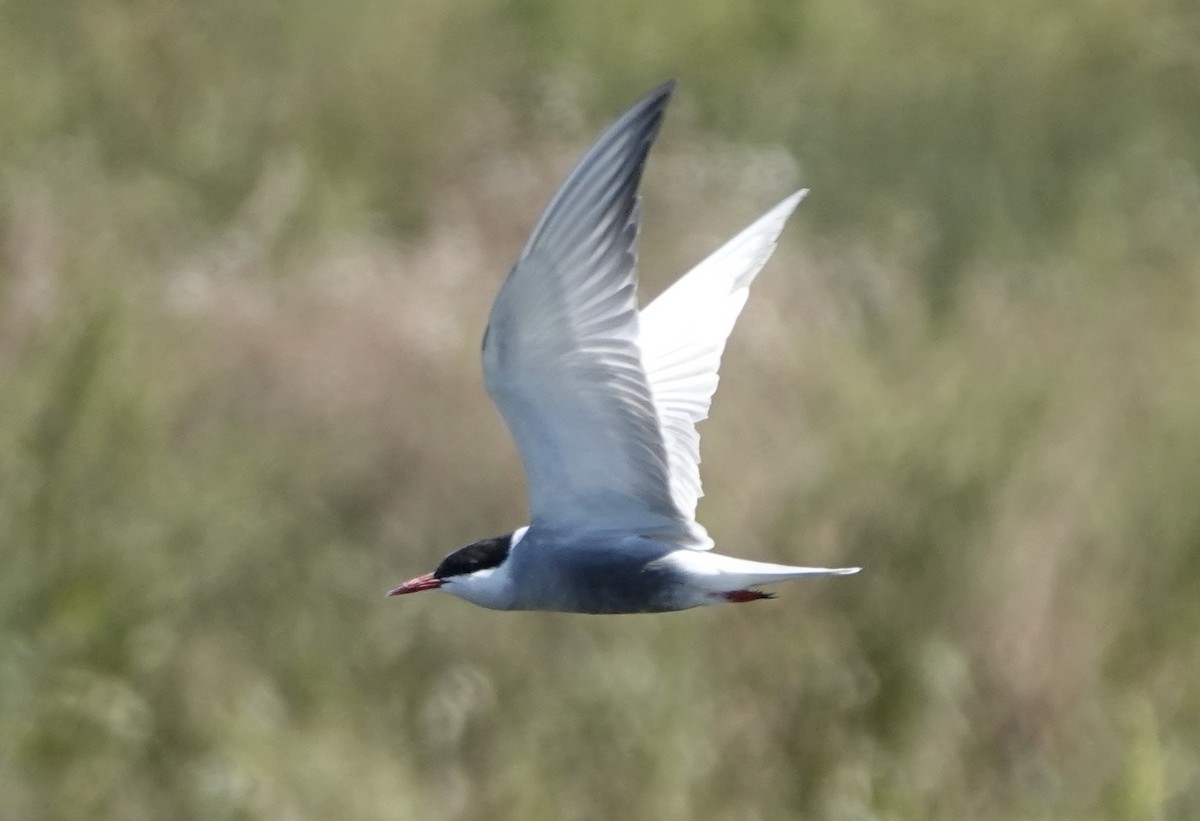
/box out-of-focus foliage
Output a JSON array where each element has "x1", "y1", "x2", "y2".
[{"x1": 2, "y1": 0, "x2": 1199, "y2": 818}]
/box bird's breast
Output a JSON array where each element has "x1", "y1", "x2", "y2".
[{"x1": 506, "y1": 533, "x2": 694, "y2": 614}]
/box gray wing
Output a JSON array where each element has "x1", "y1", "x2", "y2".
[{"x1": 482, "y1": 81, "x2": 688, "y2": 536}]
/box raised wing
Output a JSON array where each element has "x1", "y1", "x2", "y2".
[
  {"x1": 482, "y1": 81, "x2": 689, "y2": 537},
  {"x1": 638, "y1": 191, "x2": 807, "y2": 538}
]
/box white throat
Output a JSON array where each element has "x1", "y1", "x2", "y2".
[{"x1": 439, "y1": 525, "x2": 529, "y2": 611}]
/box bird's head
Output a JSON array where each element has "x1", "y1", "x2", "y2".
[{"x1": 387, "y1": 529, "x2": 524, "y2": 609}]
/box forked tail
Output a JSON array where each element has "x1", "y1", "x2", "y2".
[{"x1": 667, "y1": 549, "x2": 861, "y2": 595}]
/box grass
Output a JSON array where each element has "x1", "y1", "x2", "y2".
[{"x1": 2, "y1": 0, "x2": 1200, "y2": 818}]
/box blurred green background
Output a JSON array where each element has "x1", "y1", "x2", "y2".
[{"x1": 3, "y1": 0, "x2": 1200, "y2": 818}]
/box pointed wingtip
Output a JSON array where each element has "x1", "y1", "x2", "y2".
[
  {"x1": 624, "y1": 80, "x2": 676, "y2": 126},
  {"x1": 626, "y1": 79, "x2": 676, "y2": 120},
  {"x1": 837, "y1": 566, "x2": 863, "y2": 575},
  {"x1": 736, "y1": 189, "x2": 808, "y2": 244},
  {"x1": 631, "y1": 80, "x2": 676, "y2": 129},
  {"x1": 514, "y1": 78, "x2": 675, "y2": 263},
  {"x1": 651, "y1": 78, "x2": 678, "y2": 98},
  {"x1": 772, "y1": 188, "x2": 809, "y2": 219}
]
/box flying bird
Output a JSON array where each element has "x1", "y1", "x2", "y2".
[{"x1": 389, "y1": 80, "x2": 859, "y2": 613}]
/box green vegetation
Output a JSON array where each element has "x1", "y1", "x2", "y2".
[{"x1": 3, "y1": 0, "x2": 1200, "y2": 817}]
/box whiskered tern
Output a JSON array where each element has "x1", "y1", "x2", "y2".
[{"x1": 389, "y1": 81, "x2": 859, "y2": 613}]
